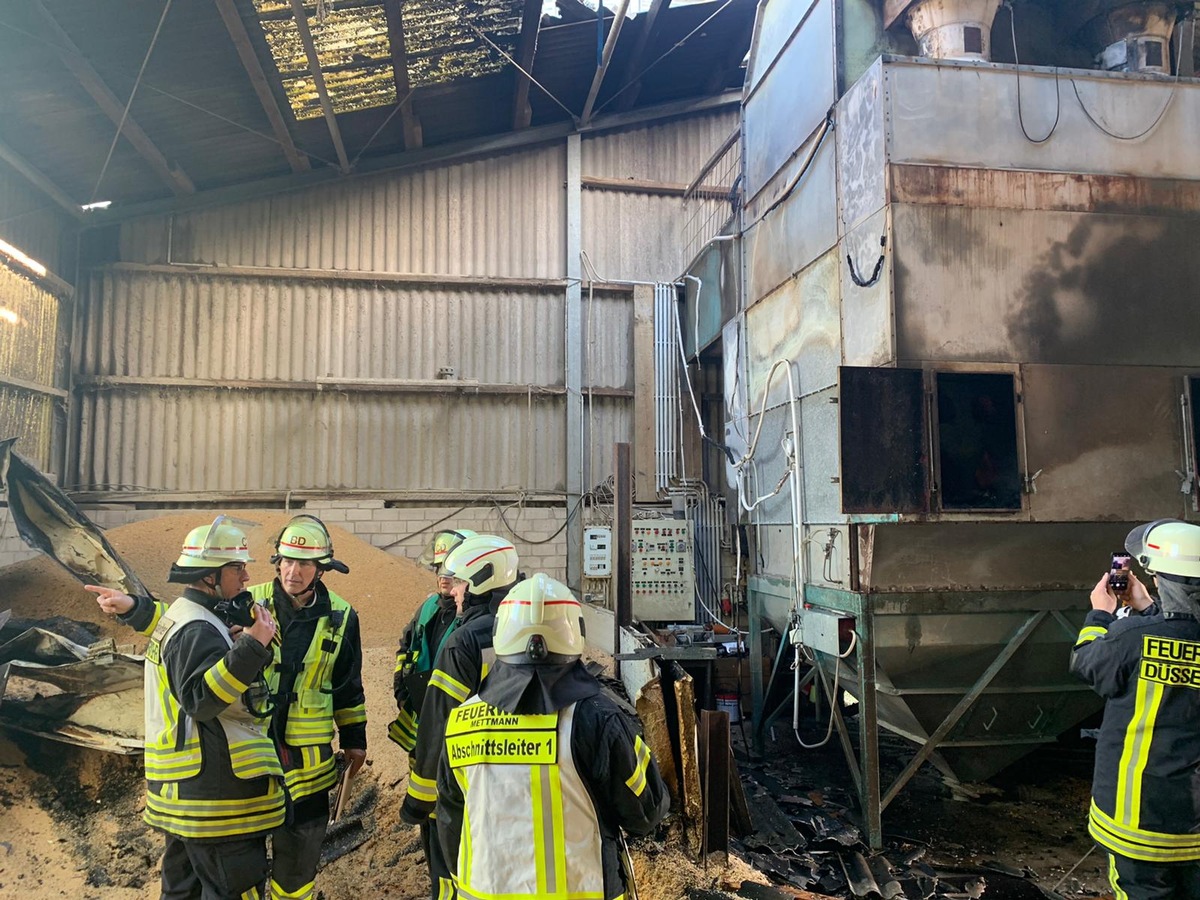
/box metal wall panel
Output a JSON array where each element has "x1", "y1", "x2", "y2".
[
  {"x1": 885, "y1": 59, "x2": 1200, "y2": 179},
  {"x1": 581, "y1": 109, "x2": 739, "y2": 185},
  {"x1": 892, "y1": 204, "x2": 1200, "y2": 367},
  {"x1": 744, "y1": 131, "x2": 839, "y2": 305},
  {"x1": 0, "y1": 159, "x2": 74, "y2": 279},
  {"x1": 579, "y1": 289, "x2": 633, "y2": 391},
  {"x1": 747, "y1": 0, "x2": 821, "y2": 95},
  {"x1": 72, "y1": 390, "x2": 568, "y2": 493},
  {"x1": 0, "y1": 265, "x2": 60, "y2": 387},
  {"x1": 82, "y1": 269, "x2": 574, "y2": 386},
  {"x1": 582, "y1": 191, "x2": 689, "y2": 285},
  {"x1": 801, "y1": 385, "x2": 842, "y2": 524},
  {"x1": 580, "y1": 396, "x2": 634, "y2": 493},
  {"x1": 1021, "y1": 365, "x2": 1187, "y2": 522},
  {"x1": 743, "y1": 0, "x2": 835, "y2": 202},
  {"x1": 836, "y1": 58, "x2": 886, "y2": 236},
  {"x1": 840, "y1": 207, "x2": 893, "y2": 367},
  {"x1": 0, "y1": 388, "x2": 54, "y2": 471},
  {"x1": 119, "y1": 145, "x2": 567, "y2": 278}
]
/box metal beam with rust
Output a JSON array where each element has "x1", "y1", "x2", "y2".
[
  {"x1": 33, "y1": 0, "x2": 195, "y2": 196},
  {"x1": 382, "y1": 0, "x2": 423, "y2": 150},
  {"x1": 580, "y1": 0, "x2": 632, "y2": 126},
  {"x1": 288, "y1": 0, "x2": 351, "y2": 172},
  {"x1": 511, "y1": 0, "x2": 544, "y2": 129},
  {"x1": 613, "y1": 0, "x2": 671, "y2": 113},
  {"x1": 215, "y1": 0, "x2": 309, "y2": 173}
]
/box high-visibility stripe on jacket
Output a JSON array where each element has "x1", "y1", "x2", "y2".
[
  {"x1": 143, "y1": 596, "x2": 285, "y2": 840},
  {"x1": 1071, "y1": 608, "x2": 1200, "y2": 862},
  {"x1": 389, "y1": 593, "x2": 462, "y2": 751},
  {"x1": 250, "y1": 582, "x2": 366, "y2": 801}
]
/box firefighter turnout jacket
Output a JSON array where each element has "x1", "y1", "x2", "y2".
[
  {"x1": 140, "y1": 590, "x2": 285, "y2": 840},
  {"x1": 1071, "y1": 607, "x2": 1200, "y2": 862},
  {"x1": 435, "y1": 693, "x2": 669, "y2": 899},
  {"x1": 401, "y1": 593, "x2": 500, "y2": 822},
  {"x1": 250, "y1": 580, "x2": 367, "y2": 802},
  {"x1": 388, "y1": 592, "x2": 461, "y2": 751}
]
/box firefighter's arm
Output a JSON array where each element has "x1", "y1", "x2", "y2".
[
  {"x1": 584, "y1": 703, "x2": 670, "y2": 837},
  {"x1": 401, "y1": 641, "x2": 479, "y2": 823},
  {"x1": 331, "y1": 610, "x2": 368, "y2": 774},
  {"x1": 85, "y1": 586, "x2": 166, "y2": 636},
  {"x1": 393, "y1": 610, "x2": 421, "y2": 706},
  {"x1": 435, "y1": 741, "x2": 465, "y2": 875},
  {"x1": 164, "y1": 621, "x2": 274, "y2": 721},
  {"x1": 1070, "y1": 607, "x2": 1138, "y2": 699}
]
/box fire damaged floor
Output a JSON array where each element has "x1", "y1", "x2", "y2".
[{"x1": 714, "y1": 710, "x2": 1111, "y2": 900}]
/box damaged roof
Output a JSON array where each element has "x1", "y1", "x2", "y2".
[{"x1": 0, "y1": 0, "x2": 756, "y2": 213}]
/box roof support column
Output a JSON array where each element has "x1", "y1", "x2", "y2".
[{"x1": 565, "y1": 132, "x2": 583, "y2": 592}]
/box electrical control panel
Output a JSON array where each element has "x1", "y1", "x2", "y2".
[
  {"x1": 583, "y1": 526, "x2": 612, "y2": 577},
  {"x1": 631, "y1": 521, "x2": 695, "y2": 621}
]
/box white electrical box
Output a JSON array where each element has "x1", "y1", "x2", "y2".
[
  {"x1": 583, "y1": 527, "x2": 613, "y2": 577},
  {"x1": 632, "y1": 520, "x2": 694, "y2": 621},
  {"x1": 791, "y1": 606, "x2": 851, "y2": 657}
]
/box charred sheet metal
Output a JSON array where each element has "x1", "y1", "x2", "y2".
[{"x1": 836, "y1": 58, "x2": 886, "y2": 236}]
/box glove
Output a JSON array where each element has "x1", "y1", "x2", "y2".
[{"x1": 399, "y1": 794, "x2": 431, "y2": 826}]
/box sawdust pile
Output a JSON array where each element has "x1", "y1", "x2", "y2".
[{"x1": 0, "y1": 510, "x2": 436, "y2": 649}]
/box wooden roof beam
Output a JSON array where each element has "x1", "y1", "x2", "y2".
[
  {"x1": 288, "y1": 0, "x2": 351, "y2": 172},
  {"x1": 382, "y1": 0, "x2": 423, "y2": 150},
  {"x1": 33, "y1": 0, "x2": 194, "y2": 196},
  {"x1": 613, "y1": 0, "x2": 671, "y2": 113},
  {"x1": 510, "y1": 0, "x2": 544, "y2": 130},
  {"x1": 215, "y1": 0, "x2": 309, "y2": 173},
  {"x1": 0, "y1": 138, "x2": 86, "y2": 222},
  {"x1": 580, "y1": 0, "x2": 632, "y2": 126}
]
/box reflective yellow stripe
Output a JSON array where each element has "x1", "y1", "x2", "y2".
[
  {"x1": 241, "y1": 887, "x2": 262, "y2": 900},
  {"x1": 435, "y1": 876, "x2": 454, "y2": 900},
  {"x1": 388, "y1": 709, "x2": 418, "y2": 751},
  {"x1": 1116, "y1": 672, "x2": 1163, "y2": 828},
  {"x1": 204, "y1": 659, "x2": 249, "y2": 705},
  {"x1": 1076, "y1": 625, "x2": 1108, "y2": 645},
  {"x1": 270, "y1": 878, "x2": 315, "y2": 899},
  {"x1": 625, "y1": 735, "x2": 652, "y2": 797},
  {"x1": 140, "y1": 599, "x2": 166, "y2": 637},
  {"x1": 1107, "y1": 854, "x2": 1128, "y2": 900},
  {"x1": 334, "y1": 704, "x2": 367, "y2": 727},
  {"x1": 430, "y1": 668, "x2": 471, "y2": 703},
  {"x1": 285, "y1": 752, "x2": 338, "y2": 800},
  {"x1": 1090, "y1": 800, "x2": 1200, "y2": 861},
  {"x1": 408, "y1": 769, "x2": 438, "y2": 803}
]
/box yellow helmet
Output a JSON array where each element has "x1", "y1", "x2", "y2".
[
  {"x1": 169, "y1": 516, "x2": 254, "y2": 581},
  {"x1": 272, "y1": 515, "x2": 348, "y2": 573},
  {"x1": 418, "y1": 528, "x2": 477, "y2": 571},
  {"x1": 439, "y1": 534, "x2": 518, "y2": 596},
  {"x1": 1125, "y1": 519, "x2": 1200, "y2": 579},
  {"x1": 493, "y1": 573, "x2": 585, "y2": 664}
]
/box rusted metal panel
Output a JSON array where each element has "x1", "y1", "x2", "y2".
[
  {"x1": 884, "y1": 58, "x2": 1200, "y2": 179},
  {"x1": 744, "y1": 0, "x2": 835, "y2": 202},
  {"x1": 1021, "y1": 364, "x2": 1187, "y2": 522},
  {"x1": 891, "y1": 204, "x2": 1200, "y2": 367},
  {"x1": 743, "y1": 132, "x2": 839, "y2": 305},
  {"x1": 840, "y1": 208, "x2": 893, "y2": 368},
  {"x1": 119, "y1": 144, "x2": 567, "y2": 279},
  {"x1": 837, "y1": 58, "x2": 886, "y2": 235},
  {"x1": 891, "y1": 163, "x2": 1200, "y2": 216}
]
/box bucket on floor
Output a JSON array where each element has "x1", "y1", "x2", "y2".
[{"x1": 715, "y1": 692, "x2": 741, "y2": 723}]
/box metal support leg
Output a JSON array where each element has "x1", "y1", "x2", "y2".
[{"x1": 856, "y1": 609, "x2": 882, "y2": 849}]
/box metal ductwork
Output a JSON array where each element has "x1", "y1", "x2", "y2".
[
  {"x1": 1069, "y1": 1, "x2": 1181, "y2": 73},
  {"x1": 904, "y1": 0, "x2": 1004, "y2": 61}
]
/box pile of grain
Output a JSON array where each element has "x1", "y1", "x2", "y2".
[{"x1": 0, "y1": 510, "x2": 434, "y2": 649}]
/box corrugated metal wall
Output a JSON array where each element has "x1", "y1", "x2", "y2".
[
  {"x1": 0, "y1": 158, "x2": 75, "y2": 280},
  {"x1": 77, "y1": 112, "x2": 729, "y2": 496},
  {"x1": 0, "y1": 264, "x2": 63, "y2": 471}
]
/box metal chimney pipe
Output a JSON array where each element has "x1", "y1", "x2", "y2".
[
  {"x1": 1074, "y1": 1, "x2": 1178, "y2": 74},
  {"x1": 905, "y1": 0, "x2": 1004, "y2": 61}
]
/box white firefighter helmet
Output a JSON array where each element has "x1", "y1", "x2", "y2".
[
  {"x1": 439, "y1": 533, "x2": 518, "y2": 596},
  {"x1": 272, "y1": 515, "x2": 349, "y2": 573},
  {"x1": 493, "y1": 573, "x2": 585, "y2": 664},
  {"x1": 418, "y1": 528, "x2": 478, "y2": 571},
  {"x1": 1125, "y1": 519, "x2": 1200, "y2": 579},
  {"x1": 172, "y1": 516, "x2": 255, "y2": 572}
]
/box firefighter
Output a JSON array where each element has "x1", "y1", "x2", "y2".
[
  {"x1": 88, "y1": 517, "x2": 283, "y2": 900},
  {"x1": 1071, "y1": 519, "x2": 1200, "y2": 899},
  {"x1": 399, "y1": 533, "x2": 520, "y2": 898},
  {"x1": 249, "y1": 514, "x2": 367, "y2": 900},
  {"x1": 434, "y1": 573, "x2": 670, "y2": 898},
  {"x1": 388, "y1": 528, "x2": 477, "y2": 752},
  {"x1": 90, "y1": 515, "x2": 367, "y2": 900}
]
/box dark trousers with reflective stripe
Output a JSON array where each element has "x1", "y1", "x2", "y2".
[
  {"x1": 1108, "y1": 852, "x2": 1200, "y2": 900},
  {"x1": 270, "y1": 791, "x2": 329, "y2": 899},
  {"x1": 420, "y1": 817, "x2": 454, "y2": 900},
  {"x1": 161, "y1": 833, "x2": 269, "y2": 900}
]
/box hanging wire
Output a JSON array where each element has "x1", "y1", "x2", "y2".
[
  {"x1": 1069, "y1": 75, "x2": 1177, "y2": 141},
  {"x1": 466, "y1": 22, "x2": 579, "y2": 123},
  {"x1": 91, "y1": 0, "x2": 175, "y2": 202},
  {"x1": 1007, "y1": 1, "x2": 1060, "y2": 145}
]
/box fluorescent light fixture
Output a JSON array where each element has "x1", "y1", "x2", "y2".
[
  {"x1": 80, "y1": 200, "x2": 112, "y2": 211},
  {"x1": 0, "y1": 238, "x2": 47, "y2": 278},
  {"x1": 0, "y1": 307, "x2": 21, "y2": 326}
]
